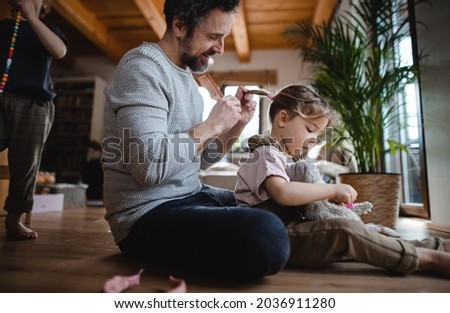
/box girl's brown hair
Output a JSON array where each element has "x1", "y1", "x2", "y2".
[{"x1": 268, "y1": 84, "x2": 334, "y2": 126}]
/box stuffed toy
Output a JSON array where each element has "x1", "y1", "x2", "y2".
[
  {"x1": 247, "y1": 135, "x2": 400, "y2": 237},
  {"x1": 285, "y1": 160, "x2": 373, "y2": 222}
]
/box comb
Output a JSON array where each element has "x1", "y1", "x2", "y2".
[
  {"x1": 246, "y1": 89, "x2": 274, "y2": 100},
  {"x1": 198, "y1": 74, "x2": 223, "y2": 100}
]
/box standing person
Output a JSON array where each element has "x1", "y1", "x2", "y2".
[
  {"x1": 235, "y1": 84, "x2": 450, "y2": 278},
  {"x1": 0, "y1": 0, "x2": 67, "y2": 240},
  {"x1": 102, "y1": 0, "x2": 290, "y2": 280}
]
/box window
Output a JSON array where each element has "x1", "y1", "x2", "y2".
[
  {"x1": 199, "y1": 84, "x2": 263, "y2": 152},
  {"x1": 384, "y1": 0, "x2": 429, "y2": 217}
]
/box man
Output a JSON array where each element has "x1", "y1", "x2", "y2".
[{"x1": 102, "y1": 0, "x2": 290, "y2": 280}]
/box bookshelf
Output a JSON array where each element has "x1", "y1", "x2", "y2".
[{"x1": 41, "y1": 76, "x2": 107, "y2": 183}]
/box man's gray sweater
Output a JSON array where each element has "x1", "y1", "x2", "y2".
[{"x1": 103, "y1": 43, "x2": 219, "y2": 243}]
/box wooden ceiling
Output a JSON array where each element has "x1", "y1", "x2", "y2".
[{"x1": 1, "y1": 0, "x2": 339, "y2": 65}]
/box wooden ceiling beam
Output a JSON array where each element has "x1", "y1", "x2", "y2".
[
  {"x1": 52, "y1": 0, "x2": 125, "y2": 62},
  {"x1": 312, "y1": 0, "x2": 338, "y2": 25},
  {"x1": 296, "y1": 0, "x2": 338, "y2": 49},
  {"x1": 231, "y1": 4, "x2": 250, "y2": 62},
  {"x1": 134, "y1": 0, "x2": 166, "y2": 39}
]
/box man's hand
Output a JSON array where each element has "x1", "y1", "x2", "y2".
[
  {"x1": 204, "y1": 95, "x2": 243, "y2": 134},
  {"x1": 235, "y1": 86, "x2": 257, "y2": 127}
]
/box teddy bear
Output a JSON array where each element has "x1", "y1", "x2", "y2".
[
  {"x1": 285, "y1": 160, "x2": 400, "y2": 237},
  {"x1": 285, "y1": 160, "x2": 373, "y2": 222}
]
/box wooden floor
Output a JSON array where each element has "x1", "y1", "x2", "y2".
[{"x1": 1, "y1": 207, "x2": 449, "y2": 293}]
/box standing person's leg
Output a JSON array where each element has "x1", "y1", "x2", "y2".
[
  {"x1": 3, "y1": 95, "x2": 54, "y2": 240},
  {"x1": 119, "y1": 188, "x2": 291, "y2": 280},
  {"x1": 287, "y1": 218, "x2": 447, "y2": 275}
]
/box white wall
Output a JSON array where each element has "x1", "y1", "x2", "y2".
[
  {"x1": 416, "y1": 0, "x2": 450, "y2": 229},
  {"x1": 211, "y1": 49, "x2": 314, "y2": 89},
  {"x1": 69, "y1": 56, "x2": 117, "y2": 84},
  {"x1": 72, "y1": 49, "x2": 313, "y2": 89}
]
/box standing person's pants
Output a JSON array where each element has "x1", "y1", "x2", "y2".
[
  {"x1": 0, "y1": 94, "x2": 55, "y2": 214},
  {"x1": 287, "y1": 218, "x2": 444, "y2": 274},
  {"x1": 118, "y1": 185, "x2": 291, "y2": 280}
]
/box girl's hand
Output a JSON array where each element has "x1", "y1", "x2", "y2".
[{"x1": 331, "y1": 183, "x2": 357, "y2": 205}]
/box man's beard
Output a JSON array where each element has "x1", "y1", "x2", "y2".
[{"x1": 179, "y1": 36, "x2": 211, "y2": 73}]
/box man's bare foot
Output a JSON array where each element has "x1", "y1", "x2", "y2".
[{"x1": 5, "y1": 213, "x2": 38, "y2": 240}]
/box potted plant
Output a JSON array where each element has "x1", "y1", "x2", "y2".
[{"x1": 284, "y1": 0, "x2": 422, "y2": 227}]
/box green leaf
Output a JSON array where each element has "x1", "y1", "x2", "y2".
[{"x1": 284, "y1": 0, "x2": 425, "y2": 173}]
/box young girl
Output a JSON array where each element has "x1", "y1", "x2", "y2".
[
  {"x1": 235, "y1": 84, "x2": 450, "y2": 278},
  {"x1": 0, "y1": 0, "x2": 67, "y2": 240}
]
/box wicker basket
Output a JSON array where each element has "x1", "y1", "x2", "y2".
[
  {"x1": 48, "y1": 183, "x2": 88, "y2": 208},
  {"x1": 336, "y1": 173, "x2": 401, "y2": 228}
]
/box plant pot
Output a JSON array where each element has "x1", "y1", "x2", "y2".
[{"x1": 336, "y1": 173, "x2": 401, "y2": 228}]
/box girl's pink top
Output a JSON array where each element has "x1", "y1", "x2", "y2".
[{"x1": 235, "y1": 145, "x2": 290, "y2": 206}]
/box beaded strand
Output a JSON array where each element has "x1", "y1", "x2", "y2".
[{"x1": 0, "y1": 7, "x2": 22, "y2": 95}]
